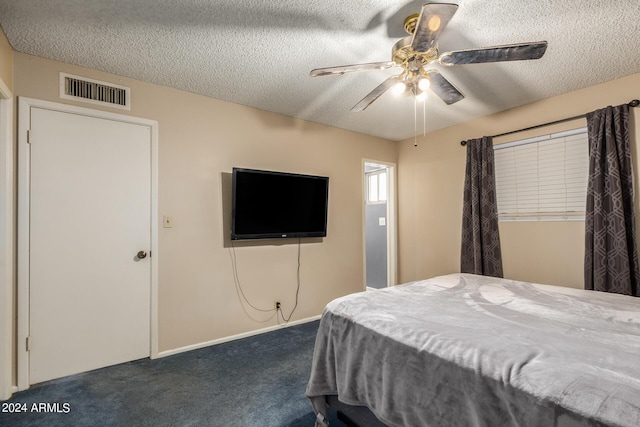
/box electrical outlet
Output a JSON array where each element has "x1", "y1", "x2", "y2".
[{"x1": 275, "y1": 300, "x2": 281, "y2": 311}]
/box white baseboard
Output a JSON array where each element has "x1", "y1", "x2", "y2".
[{"x1": 156, "y1": 315, "x2": 322, "y2": 359}]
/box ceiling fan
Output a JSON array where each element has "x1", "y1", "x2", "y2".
[{"x1": 310, "y1": 2, "x2": 547, "y2": 112}]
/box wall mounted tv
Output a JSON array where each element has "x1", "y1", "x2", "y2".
[{"x1": 231, "y1": 168, "x2": 329, "y2": 240}]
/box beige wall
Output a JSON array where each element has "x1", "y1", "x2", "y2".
[
  {"x1": 0, "y1": 27, "x2": 12, "y2": 94},
  {"x1": 12, "y1": 53, "x2": 398, "y2": 353},
  {"x1": 398, "y1": 72, "x2": 640, "y2": 289}
]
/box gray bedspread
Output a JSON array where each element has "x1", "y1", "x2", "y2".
[{"x1": 305, "y1": 274, "x2": 640, "y2": 427}]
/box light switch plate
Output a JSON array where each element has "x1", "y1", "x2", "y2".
[{"x1": 163, "y1": 215, "x2": 173, "y2": 228}]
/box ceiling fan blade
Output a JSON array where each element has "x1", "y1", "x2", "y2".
[
  {"x1": 350, "y1": 75, "x2": 399, "y2": 112},
  {"x1": 310, "y1": 61, "x2": 399, "y2": 77},
  {"x1": 439, "y1": 41, "x2": 548, "y2": 66},
  {"x1": 410, "y1": 3, "x2": 458, "y2": 53},
  {"x1": 426, "y1": 70, "x2": 464, "y2": 105}
]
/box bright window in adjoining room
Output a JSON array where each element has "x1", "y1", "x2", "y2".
[
  {"x1": 493, "y1": 127, "x2": 589, "y2": 222},
  {"x1": 367, "y1": 170, "x2": 387, "y2": 204}
]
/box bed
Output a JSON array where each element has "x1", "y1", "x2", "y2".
[{"x1": 305, "y1": 273, "x2": 640, "y2": 427}]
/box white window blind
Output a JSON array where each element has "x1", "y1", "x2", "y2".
[{"x1": 494, "y1": 127, "x2": 589, "y2": 221}]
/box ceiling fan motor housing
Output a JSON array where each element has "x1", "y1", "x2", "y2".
[
  {"x1": 392, "y1": 35, "x2": 438, "y2": 93},
  {"x1": 392, "y1": 36, "x2": 439, "y2": 66}
]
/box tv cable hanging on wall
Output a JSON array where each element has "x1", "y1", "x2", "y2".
[{"x1": 229, "y1": 239, "x2": 302, "y2": 324}]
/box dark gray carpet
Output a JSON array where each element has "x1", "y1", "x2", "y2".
[{"x1": 1, "y1": 320, "x2": 340, "y2": 427}]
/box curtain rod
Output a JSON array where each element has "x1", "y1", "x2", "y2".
[{"x1": 460, "y1": 99, "x2": 640, "y2": 146}]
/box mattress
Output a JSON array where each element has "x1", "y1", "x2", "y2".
[{"x1": 305, "y1": 273, "x2": 640, "y2": 427}]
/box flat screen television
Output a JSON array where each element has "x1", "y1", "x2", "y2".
[{"x1": 231, "y1": 168, "x2": 329, "y2": 240}]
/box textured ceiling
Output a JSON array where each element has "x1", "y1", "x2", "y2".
[{"x1": 1, "y1": 0, "x2": 639, "y2": 141}]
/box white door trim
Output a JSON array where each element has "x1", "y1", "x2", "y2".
[
  {"x1": 362, "y1": 159, "x2": 398, "y2": 289},
  {"x1": 17, "y1": 97, "x2": 159, "y2": 391},
  {"x1": 0, "y1": 93, "x2": 14, "y2": 400}
]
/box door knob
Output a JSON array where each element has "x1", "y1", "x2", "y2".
[{"x1": 137, "y1": 251, "x2": 147, "y2": 259}]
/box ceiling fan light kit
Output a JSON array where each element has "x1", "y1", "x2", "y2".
[{"x1": 310, "y1": 2, "x2": 548, "y2": 112}]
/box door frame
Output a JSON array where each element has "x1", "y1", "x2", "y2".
[
  {"x1": 0, "y1": 82, "x2": 14, "y2": 400},
  {"x1": 362, "y1": 159, "x2": 398, "y2": 289},
  {"x1": 17, "y1": 97, "x2": 159, "y2": 390}
]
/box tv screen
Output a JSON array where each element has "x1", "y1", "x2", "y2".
[{"x1": 231, "y1": 168, "x2": 329, "y2": 240}]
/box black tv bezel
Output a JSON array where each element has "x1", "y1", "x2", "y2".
[{"x1": 230, "y1": 167, "x2": 329, "y2": 240}]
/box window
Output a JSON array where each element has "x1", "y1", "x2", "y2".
[
  {"x1": 494, "y1": 127, "x2": 588, "y2": 221},
  {"x1": 367, "y1": 170, "x2": 387, "y2": 204}
]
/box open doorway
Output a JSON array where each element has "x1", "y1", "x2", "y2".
[{"x1": 363, "y1": 160, "x2": 397, "y2": 290}]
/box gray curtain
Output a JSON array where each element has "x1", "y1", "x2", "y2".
[
  {"x1": 461, "y1": 136, "x2": 503, "y2": 277},
  {"x1": 585, "y1": 104, "x2": 640, "y2": 296}
]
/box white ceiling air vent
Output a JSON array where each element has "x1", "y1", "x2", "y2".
[{"x1": 59, "y1": 73, "x2": 131, "y2": 110}]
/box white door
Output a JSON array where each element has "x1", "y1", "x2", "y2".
[{"x1": 28, "y1": 107, "x2": 151, "y2": 384}]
